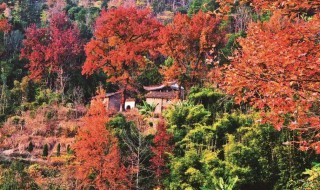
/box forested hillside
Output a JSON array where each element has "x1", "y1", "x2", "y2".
[{"x1": 0, "y1": 0, "x2": 319, "y2": 189}]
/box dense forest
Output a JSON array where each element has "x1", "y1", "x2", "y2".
[{"x1": 0, "y1": 0, "x2": 319, "y2": 189}]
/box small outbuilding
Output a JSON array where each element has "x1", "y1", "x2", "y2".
[
  {"x1": 125, "y1": 98, "x2": 136, "y2": 110},
  {"x1": 103, "y1": 92, "x2": 121, "y2": 112},
  {"x1": 103, "y1": 92, "x2": 136, "y2": 112}
]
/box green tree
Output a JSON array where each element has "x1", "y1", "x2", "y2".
[
  {"x1": 108, "y1": 113, "x2": 155, "y2": 189},
  {"x1": 188, "y1": 0, "x2": 218, "y2": 16},
  {"x1": 164, "y1": 93, "x2": 320, "y2": 189}
]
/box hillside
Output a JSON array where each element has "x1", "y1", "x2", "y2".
[{"x1": 0, "y1": 0, "x2": 319, "y2": 189}]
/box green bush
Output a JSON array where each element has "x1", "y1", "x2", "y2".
[
  {"x1": 35, "y1": 88, "x2": 60, "y2": 106},
  {"x1": 0, "y1": 161, "x2": 39, "y2": 190},
  {"x1": 29, "y1": 110, "x2": 36, "y2": 119},
  {"x1": 66, "y1": 144, "x2": 73, "y2": 155},
  {"x1": 300, "y1": 163, "x2": 320, "y2": 189},
  {"x1": 11, "y1": 116, "x2": 20, "y2": 125},
  {"x1": 45, "y1": 110, "x2": 56, "y2": 120}
]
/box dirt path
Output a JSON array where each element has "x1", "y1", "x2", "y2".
[{"x1": 0, "y1": 152, "x2": 48, "y2": 164}]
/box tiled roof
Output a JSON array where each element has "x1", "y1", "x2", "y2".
[
  {"x1": 143, "y1": 81, "x2": 182, "y2": 91},
  {"x1": 145, "y1": 91, "x2": 177, "y2": 99},
  {"x1": 105, "y1": 91, "x2": 121, "y2": 97},
  {"x1": 143, "y1": 84, "x2": 166, "y2": 91}
]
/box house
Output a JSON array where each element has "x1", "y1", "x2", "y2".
[
  {"x1": 144, "y1": 82, "x2": 184, "y2": 114},
  {"x1": 103, "y1": 92, "x2": 135, "y2": 112},
  {"x1": 103, "y1": 92, "x2": 121, "y2": 112}
]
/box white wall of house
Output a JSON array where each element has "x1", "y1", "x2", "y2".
[{"x1": 125, "y1": 100, "x2": 135, "y2": 110}]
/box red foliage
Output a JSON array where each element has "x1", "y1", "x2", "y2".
[
  {"x1": 251, "y1": 0, "x2": 320, "y2": 14},
  {"x1": 213, "y1": 12, "x2": 320, "y2": 151},
  {"x1": 159, "y1": 11, "x2": 225, "y2": 89},
  {"x1": 73, "y1": 89, "x2": 129, "y2": 189},
  {"x1": 150, "y1": 119, "x2": 173, "y2": 186},
  {"x1": 82, "y1": 7, "x2": 162, "y2": 108},
  {"x1": 0, "y1": 3, "x2": 6, "y2": 11},
  {"x1": 0, "y1": 18, "x2": 10, "y2": 33},
  {"x1": 217, "y1": 0, "x2": 319, "y2": 17},
  {"x1": 21, "y1": 12, "x2": 82, "y2": 81},
  {"x1": 0, "y1": 3, "x2": 10, "y2": 33}
]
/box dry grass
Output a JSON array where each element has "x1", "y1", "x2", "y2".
[{"x1": 0, "y1": 104, "x2": 85, "y2": 159}]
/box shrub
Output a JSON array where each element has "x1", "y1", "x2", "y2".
[
  {"x1": 45, "y1": 110, "x2": 57, "y2": 120},
  {"x1": 66, "y1": 144, "x2": 73, "y2": 155},
  {"x1": 11, "y1": 116, "x2": 20, "y2": 125},
  {"x1": 27, "y1": 142, "x2": 33, "y2": 152},
  {"x1": 42, "y1": 144, "x2": 48, "y2": 157},
  {"x1": 300, "y1": 163, "x2": 320, "y2": 189},
  {"x1": 57, "y1": 143, "x2": 60, "y2": 157},
  {"x1": 29, "y1": 110, "x2": 36, "y2": 119}
]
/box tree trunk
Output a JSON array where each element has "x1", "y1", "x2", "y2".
[
  {"x1": 58, "y1": 67, "x2": 65, "y2": 102},
  {"x1": 120, "y1": 89, "x2": 126, "y2": 112}
]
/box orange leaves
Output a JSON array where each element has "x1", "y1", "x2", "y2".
[
  {"x1": 217, "y1": 0, "x2": 319, "y2": 19},
  {"x1": 73, "y1": 89, "x2": 129, "y2": 189},
  {"x1": 215, "y1": 12, "x2": 320, "y2": 151},
  {"x1": 108, "y1": 36, "x2": 121, "y2": 47},
  {"x1": 82, "y1": 7, "x2": 162, "y2": 91},
  {"x1": 159, "y1": 11, "x2": 225, "y2": 88}
]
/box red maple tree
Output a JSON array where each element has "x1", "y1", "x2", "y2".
[
  {"x1": 213, "y1": 12, "x2": 320, "y2": 152},
  {"x1": 150, "y1": 119, "x2": 173, "y2": 186},
  {"x1": 82, "y1": 7, "x2": 163, "y2": 110},
  {"x1": 73, "y1": 88, "x2": 129, "y2": 189},
  {"x1": 159, "y1": 11, "x2": 225, "y2": 90},
  {"x1": 21, "y1": 12, "x2": 82, "y2": 90}
]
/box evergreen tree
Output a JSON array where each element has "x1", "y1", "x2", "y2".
[
  {"x1": 27, "y1": 141, "x2": 33, "y2": 152},
  {"x1": 42, "y1": 144, "x2": 48, "y2": 157},
  {"x1": 56, "y1": 143, "x2": 60, "y2": 157}
]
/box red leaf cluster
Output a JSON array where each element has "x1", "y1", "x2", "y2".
[
  {"x1": 150, "y1": 119, "x2": 173, "y2": 185},
  {"x1": 0, "y1": 3, "x2": 10, "y2": 33},
  {"x1": 21, "y1": 12, "x2": 82, "y2": 80},
  {"x1": 0, "y1": 18, "x2": 10, "y2": 33}
]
